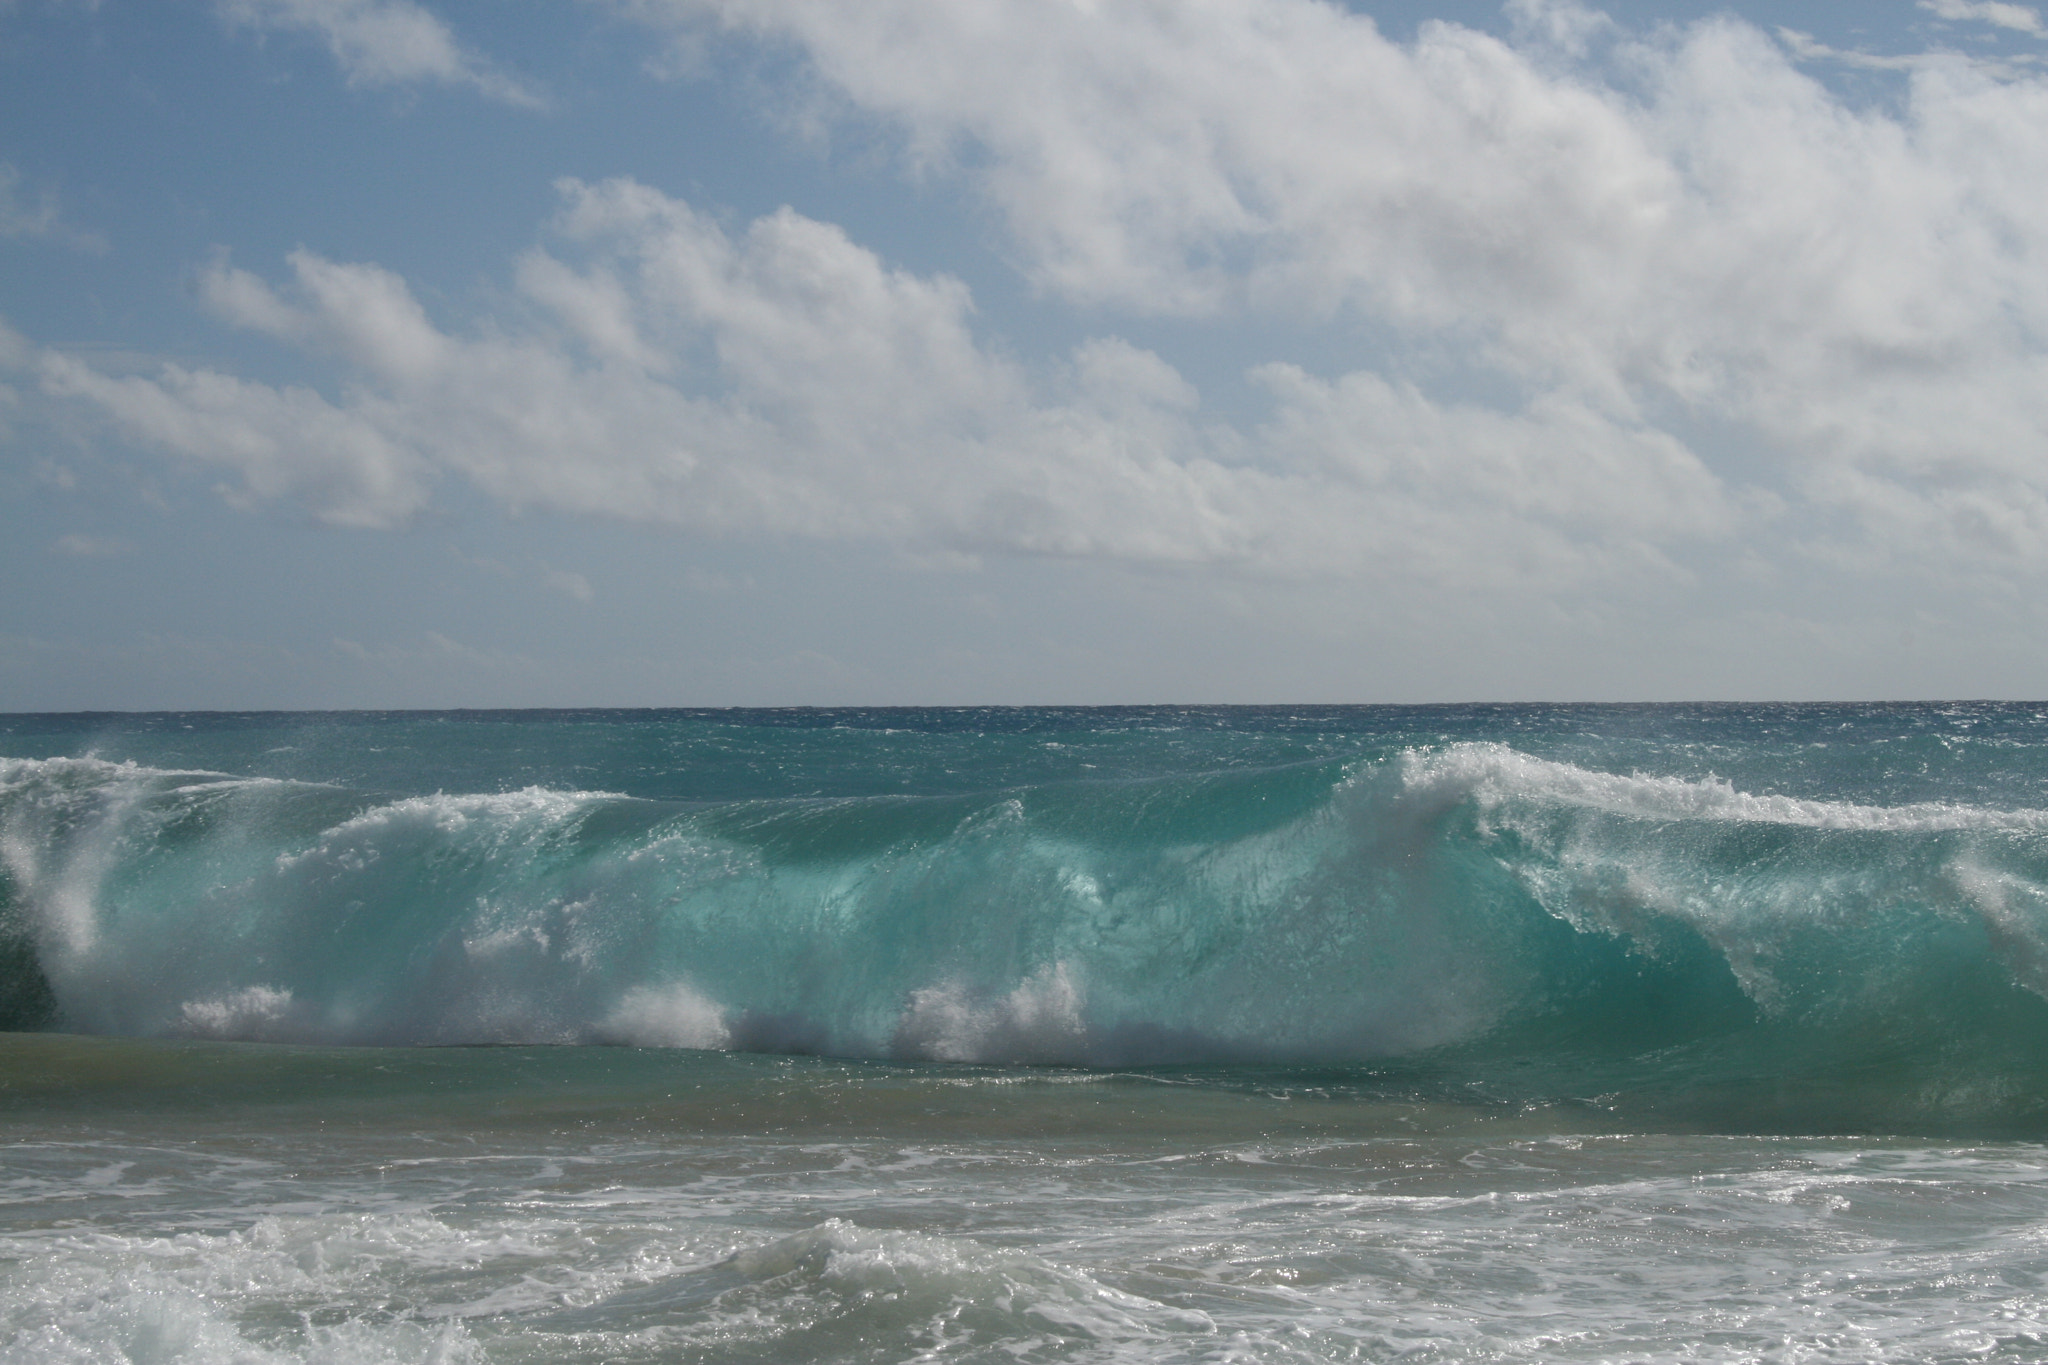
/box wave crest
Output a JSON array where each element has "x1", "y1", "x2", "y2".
[{"x1": 7, "y1": 744, "x2": 2048, "y2": 1128}]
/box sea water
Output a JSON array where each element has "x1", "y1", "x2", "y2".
[{"x1": 5, "y1": 704, "x2": 2048, "y2": 1362}]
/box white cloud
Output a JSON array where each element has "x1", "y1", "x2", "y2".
[
  {"x1": 37, "y1": 350, "x2": 430, "y2": 528},
  {"x1": 615, "y1": 0, "x2": 2048, "y2": 574},
  {"x1": 1921, "y1": 0, "x2": 2045, "y2": 36},
  {"x1": 37, "y1": 177, "x2": 1732, "y2": 593},
  {"x1": 217, "y1": 0, "x2": 541, "y2": 106},
  {"x1": 1505, "y1": 0, "x2": 1615, "y2": 58},
  {"x1": 1774, "y1": 29, "x2": 1928, "y2": 73},
  {"x1": 27, "y1": 1, "x2": 2048, "y2": 612},
  {"x1": 0, "y1": 163, "x2": 105, "y2": 252}
]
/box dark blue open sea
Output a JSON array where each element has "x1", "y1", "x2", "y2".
[{"x1": 7, "y1": 704, "x2": 2048, "y2": 1362}]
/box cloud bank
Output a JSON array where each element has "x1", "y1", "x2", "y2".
[
  {"x1": 33, "y1": 176, "x2": 1729, "y2": 592},
  {"x1": 32, "y1": 0, "x2": 2048, "y2": 602}
]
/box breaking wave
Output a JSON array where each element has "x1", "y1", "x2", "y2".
[{"x1": 8, "y1": 744, "x2": 2048, "y2": 1128}]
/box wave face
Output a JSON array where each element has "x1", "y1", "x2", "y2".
[{"x1": 8, "y1": 705, "x2": 2048, "y2": 1131}]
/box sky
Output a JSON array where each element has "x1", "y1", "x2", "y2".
[{"x1": 3, "y1": 0, "x2": 2047, "y2": 708}]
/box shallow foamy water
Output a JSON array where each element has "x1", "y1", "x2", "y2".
[{"x1": 7, "y1": 1037, "x2": 2048, "y2": 1364}]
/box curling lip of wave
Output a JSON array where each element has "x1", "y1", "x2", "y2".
[
  {"x1": 1406, "y1": 742, "x2": 2048, "y2": 831},
  {"x1": 13, "y1": 745, "x2": 2045, "y2": 834}
]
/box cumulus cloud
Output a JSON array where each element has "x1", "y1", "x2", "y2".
[
  {"x1": 38, "y1": 177, "x2": 1730, "y2": 591},
  {"x1": 615, "y1": 0, "x2": 2048, "y2": 571},
  {"x1": 29, "y1": 0, "x2": 2048, "y2": 598},
  {"x1": 38, "y1": 350, "x2": 430, "y2": 528},
  {"x1": 217, "y1": 0, "x2": 541, "y2": 106}
]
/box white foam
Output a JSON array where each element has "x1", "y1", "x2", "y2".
[
  {"x1": 0, "y1": 758, "x2": 182, "y2": 960},
  {"x1": 593, "y1": 982, "x2": 732, "y2": 1049},
  {"x1": 0, "y1": 1212, "x2": 498, "y2": 1365},
  {"x1": 0, "y1": 756, "x2": 309, "y2": 964},
  {"x1": 179, "y1": 984, "x2": 296, "y2": 1040},
  {"x1": 723, "y1": 1218, "x2": 1211, "y2": 1342},
  {"x1": 893, "y1": 961, "x2": 1089, "y2": 1063},
  {"x1": 1402, "y1": 742, "x2": 2048, "y2": 832},
  {"x1": 0, "y1": 754, "x2": 238, "y2": 789},
  {"x1": 2, "y1": 762, "x2": 662, "y2": 1046},
  {"x1": 273, "y1": 786, "x2": 624, "y2": 875},
  {"x1": 1949, "y1": 859, "x2": 2048, "y2": 1002}
]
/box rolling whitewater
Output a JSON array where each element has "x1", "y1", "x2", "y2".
[{"x1": 7, "y1": 704, "x2": 2048, "y2": 1362}]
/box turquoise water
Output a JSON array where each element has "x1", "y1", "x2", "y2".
[{"x1": 6, "y1": 705, "x2": 2048, "y2": 1361}]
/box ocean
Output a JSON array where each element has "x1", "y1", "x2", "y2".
[{"x1": 5, "y1": 704, "x2": 2048, "y2": 1362}]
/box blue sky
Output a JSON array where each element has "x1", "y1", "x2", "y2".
[{"x1": 4, "y1": 0, "x2": 2047, "y2": 707}]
